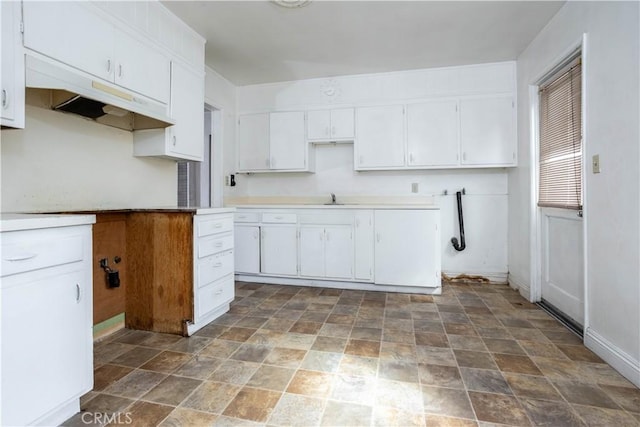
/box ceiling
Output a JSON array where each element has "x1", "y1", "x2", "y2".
[{"x1": 161, "y1": 1, "x2": 564, "y2": 86}]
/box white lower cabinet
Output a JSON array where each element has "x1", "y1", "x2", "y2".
[
  {"x1": 1, "y1": 217, "x2": 94, "y2": 427},
  {"x1": 235, "y1": 208, "x2": 441, "y2": 290},
  {"x1": 235, "y1": 225, "x2": 260, "y2": 274},
  {"x1": 192, "y1": 212, "x2": 235, "y2": 330},
  {"x1": 374, "y1": 210, "x2": 441, "y2": 287},
  {"x1": 261, "y1": 225, "x2": 298, "y2": 275},
  {"x1": 300, "y1": 225, "x2": 353, "y2": 279}
]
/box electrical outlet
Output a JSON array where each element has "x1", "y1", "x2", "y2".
[
  {"x1": 592, "y1": 154, "x2": 601, "y2": 174},
  {"x1": 411, "y1": 183, "x2": 419, "y2": 193}
]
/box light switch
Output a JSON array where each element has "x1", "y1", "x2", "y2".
[
  {"x1": 411, "y1": 183, "x2": 419, "y2": 193},
  {"x1": 592, "y1": 154, "x2": 601, "y2": 174}
]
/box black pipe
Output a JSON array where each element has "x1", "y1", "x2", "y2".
[{"x1": 451, "y1": 190, "x2": 466, "y2": 251}]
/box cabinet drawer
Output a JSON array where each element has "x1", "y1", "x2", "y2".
[
  {"x1": 198, "y1": 233, "x2": 234, "y2": 259},
  {"x1": 197, "y1": 216, "x2": 233, "y2": 237},
  {"x1": 235, "y1": 212, "x2": 260, "y2": 223},
  {"x1": 198, "y1": 275, "x2": 234, "y2": 318},
  {"x1": 1, "y1": 231, "x2": 84, "y2": 278},
  {"x1": 197, "y1": 250, "x2": 234, "y2": 287},
  {"x1": 299, "y1": 213, "x2": 354, "y2": 225},
  {"x1": 262, "y1": 213, "x2": 297, "y2": 224}
]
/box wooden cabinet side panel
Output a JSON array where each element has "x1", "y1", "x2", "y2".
[
  {"x1": 126, "y1": 213, "x2": 194, "y2": 334},
  {"x1": 92, "y1": 213, "x2": 128, "y2": 325}
]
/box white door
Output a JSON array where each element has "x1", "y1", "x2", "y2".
[
  {"x1": 541, "y1": 209, "x2": 584, "y2": 325},
  {"x1": 330, "y1": 108, "x2": 355, "y2": 139},
  {"x1": 23, "y1": 2, "x2": 115, "y2": 82},
  {"x1": 235, "y1": 225, "x2": 260, "y2": 274},
  {"x1": 354, "y1": 211, "x2": 374, "y2": 281},
  {"x1": 261, "y1": 225, "x2": 297, "y2": 275},
  {"x1": 269, "y1": 111, "x2": 306, "y2": 170},
  {"x1": 2, "y1": 269, "x2": 88, "y2": 426},
  {"x1": 460, "y1": 95, "x2": 516, "y2": 166},
  {"x1": 407, "y1": 100, "x2": 459, "y2": 167},
  {"x1": 238, "y1": 114, "x2": 270, "y2": 171},
  {"x1": 299, "y1": 226, "x2": 325, "y2": 277},
  {"x1": 355, "y1": 105, "x2": 405, "y2": 169},
  {"x1": 307, "y1": 110, "x2": 331, "y2": 140},
  {"x1": 324, "y1": 226, "x2": 353, "y2": 279},
  {"x1": 375, "y1": 210, "x2": 440, "y2": 287}
]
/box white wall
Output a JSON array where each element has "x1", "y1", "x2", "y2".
[
  {"x1": 233, "y1": 62, "x2": 516, "y2": 279},
  {"x1": 510, "y1": 1, "x2": 640, "y2": 385},
  {"x1": 1, "y1": 105, "x2": 176, "y2": 212},
  {"x1": 204, "y1": 66, "x2": 241, "y2": 203}
]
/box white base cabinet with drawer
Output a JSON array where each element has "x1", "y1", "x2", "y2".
[
  {"x1": 234, "y1": 208, "x2": 441, "y2": 293},
  {"x1": 1, "y1": 215, "x2": 95, "y2": 427}
]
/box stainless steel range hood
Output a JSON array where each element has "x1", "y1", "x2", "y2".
[{"x1": 25, "y1": 54, "x2": 174, "y2": 131}]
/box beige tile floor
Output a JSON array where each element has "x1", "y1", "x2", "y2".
[{"x1": 64, "y1": 281, "x2": 640, "y2": 426}]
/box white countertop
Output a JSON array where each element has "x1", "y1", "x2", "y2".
[
  {"x1": 0, "y1": 213, "x2": 96, "y2": 232},
  {"x1": 229, "y1": 204, "x2": 439, "y2": 210}
]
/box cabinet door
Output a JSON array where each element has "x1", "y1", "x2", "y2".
[
  {"x1": 330, "y1": 108, "x2": 355, "y2": 139},
  {"x1": 114, "y1": 30, "x2": 170, "y2": 104},
  {"x1": 307, "y1": 110, "x2": 331, "y2": 140},
  {"x1": 355, "y1": 105, "x2": 405, "y2": 169},
  {"x1": 324, "y1": 226, "x2": 353, "y2": 279},
  {"x1": 235, "y1": 225, "x2": 260, "y2": 274},
  {"x1": 238, "y1": 114, "x2": 270, "y2": 171},
  {"x1": 23, "y1": 2, "x2": 114, "y2": 82},
  {"x1": 1, "y1": 269, "x2": 89, "y2": 426},
  {"x1": 261, "y1": 225, "x2": 297, "y2": 276},
  {"x1": 354, "y1": 211, "x2": 374, "y2": 281},
  {"x1": 460, "y1": 96, "x2": 516, "y2": 166},
  {"x1": 375, "y1": 210, "x2": 440, "y2": 287},
  {"x1": 299, "y1": 226, "x2": 325, "y2": 277},
  {"x1": 407, "y1": 100, "x2": 459, "y2": 167},
  {"x1": 270, "y1": 111, "x2": 306, "y2": 170},
  {"x1": 1, "y1": 1, "x2": 24, "y2": 128},
  {"x1": 167, "y1": 62, "x2": 204, "y2": 161}
]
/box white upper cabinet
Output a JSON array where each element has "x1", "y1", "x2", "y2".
[
  {"x1": 238, "y1": 113, "x2": 270, "y2": 171},
  {"x1": 270, "y1": 111, "x2": 307, "y2": 170},
  {"x1": 307, "y1": 108, "x2": 355, "y2": 142},
  {"x1": 1, "y1": 1, "x2": 25, "y2": 129},
  {"x1": 22, "y1": 2, "x2": 170, "y2": 104},
  {"x1": 407, "y1": 100, "x2": 459, "y2": 167},
  {"x1": 460, "y1": 95, "x2": 516, "y2": 166},
  {"x1": 167, "y1": 61, "x2": 204, "y2": 160},
  {"x1": 355, "y1": 105, "x2": 405, "y2": 169},
  {"x1": 237, "y1": 112, "x2": 311, "y2": 172}
]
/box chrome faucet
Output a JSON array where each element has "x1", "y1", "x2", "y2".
[{"x1": 330, "y1": 193, "x2": 336, "y2": 204}]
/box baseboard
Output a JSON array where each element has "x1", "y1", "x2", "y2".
[
  {"x1": 93, "y1": 313, "x2": 125, "y2": 341},
  {"x1": 508, "y1": 273, "x2": 531, "y2": 301},
  {"x1": 584, "y1": 327, "x2": 640, "y2": 388},
  {"x1": 235, "y1": 274, "x2": 442, "y2": 295},
  {"x1": 442, "y1": 271, "x2": 508, "y2": 284}
]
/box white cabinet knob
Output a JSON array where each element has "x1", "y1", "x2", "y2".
[
  {"x1": 1, "y1": 89, "x2": 8, "y2": 109},
  {"x1": 172, "y1": 135, "x2": 177, "y2": 146},
  {"x1": 118, "y1": 64, "x2": 123, "y2": 78},
  {"x1": 107, "y1": 59, "x2": 111, "y2": 73},
  {"x1": 76, "y1": 284, "x2": 81, "y2": 302}
]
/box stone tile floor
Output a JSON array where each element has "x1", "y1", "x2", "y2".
[{"x1": 64, "y1": 281, "x2": 640, "y2": 426}]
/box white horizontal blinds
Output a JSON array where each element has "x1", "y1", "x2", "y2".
[{"x1": 538, "y1": 56, "x2": 583, "y2": 210}]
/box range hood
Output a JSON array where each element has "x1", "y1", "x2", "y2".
[{"x1": 25, "y1": 54, "x2": 174, "y2": 131}]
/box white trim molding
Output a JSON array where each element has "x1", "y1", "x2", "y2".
[
  {"x1": 584, "y1": 327, "x2": 640, "y2": 388},
  {"x1": 508, "y1": 273, "x2": 531, "y2": 301}
]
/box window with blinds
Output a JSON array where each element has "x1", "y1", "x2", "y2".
[{"x1": 538, "y1": 56, "x2": 583, "y2": 210}]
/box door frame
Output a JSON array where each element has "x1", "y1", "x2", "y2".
[
  {"x1": 205, "y1": 102, "x2": 224, "y2": 207},
  {"x1": 528, "y1": 34, "x2": 589, "y2": 332}
]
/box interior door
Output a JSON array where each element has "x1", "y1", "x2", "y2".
[{"x1": 540, "y1": 208, "x2": 584, "y2": 325}]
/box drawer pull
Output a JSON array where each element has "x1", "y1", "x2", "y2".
[
  {"x1": 76, "y1": 284, "x2": 81, "y2": 302},
  {"x1": 215, "y1": 289, "x2": 223, "y2": 296},
  {"x1": 274, "y1": 216, "x2": 284, "y2": 219},
  {"x1": 213, "y1": 262, "x2": 223, "y2": 268},
  {"x1": 237, "y1": 215, "x2": 246, "y2": 219},
  {"x1": 214, "y1": 223, "x2": 223, "y2": 228},
  {"x1": 215, "y1": 242, "x2": 223, "y2": 248},
  {"x1": 5, "y1": 253, "x2": 38, "y2": 262}
]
